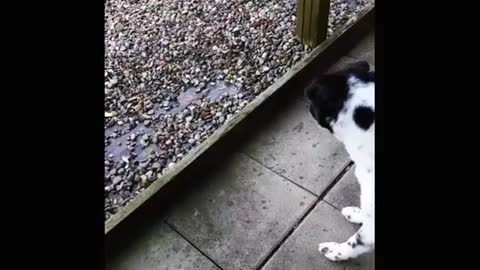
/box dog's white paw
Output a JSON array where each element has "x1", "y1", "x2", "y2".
[
  {"x1": 319, "y1": 242, "x2": 347, "y2": 261},
  {"x1": 341, "y1": 206, "x2": 363, "y2": 224}
]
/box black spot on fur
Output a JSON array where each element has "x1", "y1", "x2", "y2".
[
  {"x1": 348, "y1": 61, "x2": 370, "y2": 73},
  {"x1": 353, "y1": 106, "x2": 374, "y2": 130},
  {"x1": 321, "y1": 247, "x2": 329, "y2": 253},
  {"x1": 356, "y1": 234, "x2": 365, "y2": 246}
]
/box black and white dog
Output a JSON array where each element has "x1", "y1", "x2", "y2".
[{"x1": 305, "y1": 61, "x2": 374, "y2": 261}]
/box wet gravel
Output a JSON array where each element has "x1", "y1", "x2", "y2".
[{"x1": 105, "y1": 0, "x2": 374, "y2": 221}]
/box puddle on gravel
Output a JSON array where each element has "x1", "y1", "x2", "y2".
[
  {"x1": 147, "y1": 80, "x2": 240, "y2": 118},
  {"x1": 105, "y1": 80, "x2": 239, "y2": 162},
  {"x1": 205, "y1": 81, "x2": 239, "y2": 101},
  {"x1": 105, "y1": 124, "x2": 155, "y2": 162}
]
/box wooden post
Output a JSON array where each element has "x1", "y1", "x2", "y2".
[{"x1": 296, "y1": 0, "x2": 330, "y2": 48}]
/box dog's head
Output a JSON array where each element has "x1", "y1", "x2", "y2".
[{"x1": 305, "y1": 61, "x2": 373, "y2": 133}]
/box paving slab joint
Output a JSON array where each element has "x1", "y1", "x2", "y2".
[
  {"x1": 164, "y1": 221, "x2": 225, "y2": 270},
  {"x1": 256, "y1": 161, "x2": 354, "y2": 269}
]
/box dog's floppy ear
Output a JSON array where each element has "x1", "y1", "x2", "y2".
[
  {"x1": 304, "y1": 79, "x2": 321, "y2": 103},
  {"x1": 304, "y1": 73, "x2": 350, "y2": 133},
  {"x1": 305, "y1": 73, "x2": 349, "y2": 106}
]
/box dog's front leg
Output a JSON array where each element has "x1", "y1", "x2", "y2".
[{"x1": 318, "y1": 215, "x2": 374, "y2": 261}]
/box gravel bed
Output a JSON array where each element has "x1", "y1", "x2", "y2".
[{"x1": 105, "y1": 0, "x2": 374, "y2": 221}]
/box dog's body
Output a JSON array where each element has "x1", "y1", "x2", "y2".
[{"x1": 305, "y1": 61, "x2": 374, "y2": 261}]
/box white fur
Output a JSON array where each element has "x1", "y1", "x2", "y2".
[
  {"x1": 341, "y1": 206, "x2": 363, "y2": 224},
  {"x1": 319, "y1": 75, "x2": 375, "y2": 261}
]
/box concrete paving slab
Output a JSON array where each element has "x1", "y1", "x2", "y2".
[
  {"x1": 166, "y1": 153, "x2": 317, "y2": 270},
  {"x1": 262, "y1": 201, "x2": 374, "y2": 270},
  {"x1": 348, "y1": 30, "x2": 375, "y2": 65},
  {"x1": 241, "y1": 100, "x2": 350, "y2": 196},
  {"x1": 106, "y1": 223, "x2": 219, "y2": 270},
  {"x1": 324, "y1": 166, "x2": 361, "y2": 211}
]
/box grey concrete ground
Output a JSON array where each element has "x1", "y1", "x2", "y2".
[{"x1": 106, "y1": 31, "x2": 374, "y2": 270}]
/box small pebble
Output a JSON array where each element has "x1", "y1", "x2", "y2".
[{"x1": 113, "y1": 176, "x2": 122, "y2": 185}]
